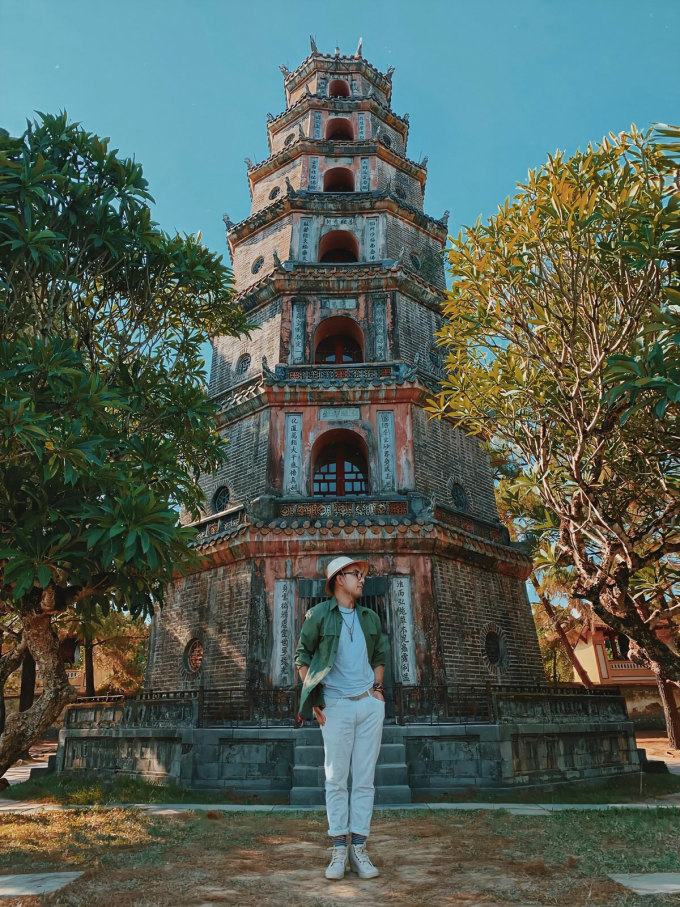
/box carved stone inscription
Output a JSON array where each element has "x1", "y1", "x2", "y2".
[
  {"x1": 299, "y1": 218, "x2": 312, "y2": 262},
  {"x1": 284, "y1": 413, "x2": 303, "y2": 494},
  {"x1": 313, "y1": 112, "x2": 322, "y2": 139},
  {"x1": 360, "y1": 158, "x2": 370, "y2": 192},
  {"x1": 373, "y1": 297, "x2": 387, "y2": 360},
  {"x1": 291, "y1": 301, "x2": 306, "y2": 363},
  {"x1": 390, "y1": 576, "x2": 417, "y2": 684},
  {"x1": 377, "y1": 410, "x2": 396, "y2": 492},
  {"x1": 272, "y1": 579, "x2": 295, "y2": 685},
  {"x1": 319, "y1": 406, "x2": 361, "y2": 422},
  {"x1": 321, "y1": 297, "x2": 357, "y2": 310},
  {"x1": 366, "y1": 217, "x2": 379, "y2": 261},
  {"x1": 358, "y1": 114, "x2": 366, "y2": 140},
  {"x1": 308, "y1": 158, "x2": 319, "y2": 191},
  {"x1": 324, "y1": 216, "x2": 356, "y2": 227}
]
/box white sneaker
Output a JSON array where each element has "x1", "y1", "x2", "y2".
[
  {"x1": 348, "y1": 843, "x2": 379, "y2": 879},
  {"x1": 325, "y1": 845, "x2": 348, "y2": 880}
]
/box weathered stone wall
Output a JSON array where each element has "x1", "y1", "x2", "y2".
[
  {"x1": 250, "y1": 159, "x2": 304, "y2": 213},
  {"x1": 410, "y1": 406, "x2": 498, "y2": 521},
  {"x1": 384, "y1": 220, "x2": 444, "y2": 288},
  {"x1": 199, "y1": 408, "x2": 270, "y2": 510},
  {"x1": 208, "y1": 300, "x2": 282, "y2": 397},
  {"x1": 146, "y1": 563, "x2": 253, "y2": 691},
  {"x1": 432, "y1": 557, "x2": 544, "y2": 687},
  {"x1": 232, "y1": 220, "x2": 293, "y2": 292},
  {"x1": 376, "y1": 158, "x2": 423, "y2": 208}
]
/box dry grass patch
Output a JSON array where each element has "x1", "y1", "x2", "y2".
[{"x1": 0, "y1": 808, "x2": 677, "y2": 905}]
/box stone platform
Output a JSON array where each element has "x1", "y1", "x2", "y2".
[{"x1": 55, "y1": 686, "x2": 640, "y2": 801}]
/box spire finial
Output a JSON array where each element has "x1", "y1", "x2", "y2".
[
  {"x1": 385, "y1": 65, "x2": 395, "y2": 81},
  {"x1": 310, "y1": 35, "x2": 318, "y2": 53},
  {"x1": 355, "y1": 37, "x2": 363, "y2": 58},
  {"x1": 279, "y1": 64, "x2": 290, "y2": 77},
  {"x1": 334, "y1": 45, "x2": 340, "y2": 57}
]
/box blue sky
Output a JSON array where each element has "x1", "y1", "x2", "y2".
[{"x1": 2, "y1": 0, "x2": 679, "y2": 264}]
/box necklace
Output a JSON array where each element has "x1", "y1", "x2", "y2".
[{"x1": 340, "y1": 608, "x2": 357, "y2": 642}]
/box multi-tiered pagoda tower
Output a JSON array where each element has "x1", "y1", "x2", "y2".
[
  {"x1": 145, "y1": 39, "x2": 544, "y2": 699},
  {"x1": 57, "y1": 42, "x2": 639, "y2": 797}
]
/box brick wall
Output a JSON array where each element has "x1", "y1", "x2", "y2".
[
  {"x1": 432, "y1": 557, "x2": 544, "y2": 686},
  {"x1": 208, "y1": 300, "x2": 282, "y2": 397},
  {"x1": 200, "y1": 407, "x2": 270, "y2": 510},
  {"x1": 250, "y1": 159, "x2": 303, "y2": 213},
  {"x1": 376, "y1": 159, "x2": 423, "y2": 209},
  {"x1": 147, "y1": 562, "x2": 253, "y2": 690},
  {"x1": 384, "y1": 218, "x2": 445, "y2": 289},
  {"x1": 232, "y1": 220, "x2": 293, "y2": 292},
  {"x1": 411, "y1": 405, "x2": 499, "y2": 523}
]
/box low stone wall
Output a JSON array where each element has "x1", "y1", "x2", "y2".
[{"x1": 57, "y1": 691, "x2": 640, "y2": 796}]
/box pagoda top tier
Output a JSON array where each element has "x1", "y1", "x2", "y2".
[{"x1": 280, "y1": 37, "x2": 394, "y2": 110}]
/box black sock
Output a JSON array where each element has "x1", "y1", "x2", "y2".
[
  {"x1": 351, "y1": 833, "x2": 367, "y2": 846},
  {"x1": 333, "y1": 834, "x2": 347, "y2": 848}
]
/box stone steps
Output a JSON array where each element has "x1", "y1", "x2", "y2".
[
  {"x1": 290, "y1": 784, "x2": 412, "y2": 806},
  {"x1": 289, "y1": 728, "x2": 411, "y2": 806}
]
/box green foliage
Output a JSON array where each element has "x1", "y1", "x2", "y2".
[
  {"x1": 430, "y1": 124, "x2": 680, "y2": 679},
  {"x1": 0, "y1": 111, "x2": 249, "y2": 624}
]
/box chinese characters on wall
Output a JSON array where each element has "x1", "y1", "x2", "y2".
[
  {"x1": 308, "y1": 158, "x2": 319, "y2": 191},
  {"x1": 390, "y1": 576, "x2": 417, "y2": 684},
  {"x1": 291, "y1": 301, "x2": 306, "y2": 363},
  {"x1": 366, "y1": 216, "x2": 379, "y2": 260},
  {"x1": 283, "y1": 413, "x2": 303, "y2": 494},
  {"x1": 272, "y1": 580, "x2": 296, "y2": 685},
  {"x1": 299, "y1": 217, "x2": 312, "y2": 261},
  {"x1": 377, "y1": 410, "x2": 397, "y2": 492},
  {"x1": 373, "y1": 297, "x2": 387, "y2": 360}
]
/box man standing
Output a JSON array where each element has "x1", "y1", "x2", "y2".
[{"x1": 295, "y1": 555, "x2": 386, "y2": 881}]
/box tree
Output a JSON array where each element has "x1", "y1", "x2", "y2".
[
  {"x1": 0, "y1": 113, "x2": 249, "y2": 777},
  {"x1": 429, "y1": 125, "x2": 680, "y2": 744}
]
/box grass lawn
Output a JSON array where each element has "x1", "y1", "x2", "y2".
[
  {"x1": 5, "y1": 768, "x2": 680, "y2": 807},
  {"x1": 0, "y1": 807, "x2": 678, "y2": 905},
  {"x1": 1, "y1": 773, "x2": 287, "y2": 806}
]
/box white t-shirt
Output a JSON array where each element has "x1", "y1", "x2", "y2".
[{"x1": 323, "y1": 605, "x2": 375, "y2": 698}]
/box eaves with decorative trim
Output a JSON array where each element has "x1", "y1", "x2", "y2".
[
  {"x1": 267, "y1": 95, "x2": 408, "y2": 140},
  {"x1": 282, "y1": 53, "x2": 392, "y2": 103},
  {"x1": 247, "y1": 137, "x2": 425, "y2": 186},
  {"x1": 233, "y1": 263, "x2": 445, "y2": 315},
  {"x1": 227, "y1": 190, "x2": 447, "y2": 251}
]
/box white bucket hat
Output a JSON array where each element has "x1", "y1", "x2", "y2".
[{"x1": 324, "y1": 556, "x2": 370, "y2": 595}]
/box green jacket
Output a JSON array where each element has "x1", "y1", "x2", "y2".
[{"x1": 294, "y1": 597, "x2": 387, "y2": 718}]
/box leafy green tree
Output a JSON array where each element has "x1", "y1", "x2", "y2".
[
  {"x1": 0, "y1": 113, "x2": 249, "y2": 776},
  {"x1": 430, "y1": 125, "x2": 680, "y2": 743}
]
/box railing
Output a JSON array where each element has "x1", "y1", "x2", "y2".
[
  {"x1": 270, "y1": 361, "x2": 405, "y2": 385},
  {"x1": 278, "y1": 497, "x2": 409, "y2": 520},
  {"x1": 65, "y1": 683, "x2": 629, "y2": 729},
  {"x1": 191, "y1": 506, "x2": 248, "y2": 542}
]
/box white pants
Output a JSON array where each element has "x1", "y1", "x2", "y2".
[{"x1": 320, "y1": 693, "x2": 385, "y2": 838}]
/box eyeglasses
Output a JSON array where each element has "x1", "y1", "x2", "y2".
[{"x1": 340, "y1": 570, "x2": 364, "y2": 581}]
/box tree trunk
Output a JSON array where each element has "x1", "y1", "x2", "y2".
[
  {"x1": 19, "y1": 652, "x2": 36, "y2": 712},
  {"x1": 0, "y1": 611, "x2": 76, "y2": 779},
  {"x1": 84, "y1": 631, "x2": 95, "y2": 697},
  {"x1": 532, "y1": 579, "x2": 594, "y2": 690},
  {"x1": 0, "y1": 637, "x2": 28, "y2": 737},
  {"x1": 657, "y1": 676, "x2": 680, "y2": 751}
]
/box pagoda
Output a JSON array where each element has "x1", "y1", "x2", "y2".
[{"x1": 58, "y1": 41, "x2": 639, "y2": 796}]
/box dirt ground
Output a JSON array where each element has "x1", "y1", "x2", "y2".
[{"x1": 2, "y1": 808, "x2": 679, "y2": 907}]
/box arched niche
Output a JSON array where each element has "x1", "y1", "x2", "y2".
[
  {"x1": 325, "y1": 117, "x2": 354, "y2": 141},
  {"x1": 311, "y1": 429, "x2": 369, "y2": 498},
  {"x1": 328, "y1": 79, "x2": 350, "y2": 98},
  {"x1": 314, "y1": 315, "x2": 365, "y2": 363},
  {"x1": 323, "y1": 167, "x2": 355, "y2": 192},
  {"x1": 318, "y1": 230, "x2": 359, "y2": 263}
]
